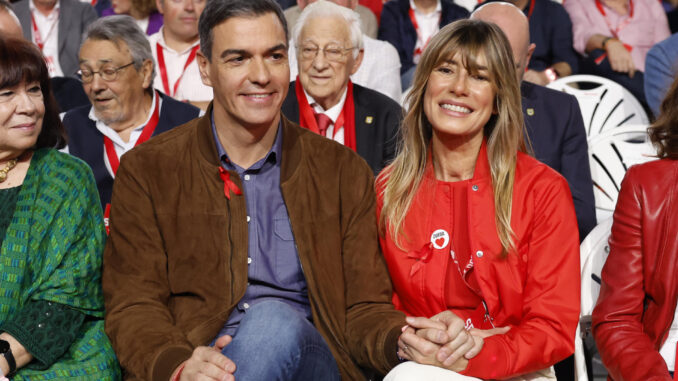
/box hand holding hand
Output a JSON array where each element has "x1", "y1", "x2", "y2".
[
  {"x1": 605, "y1": 39, "x2": 635, "y2": 77},
  {"x1": 177, "y1": 338, "x2": 236, "y2": 381}
]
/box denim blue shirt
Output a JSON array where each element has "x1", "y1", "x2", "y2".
[{"x1": 211, "y1": 115, "x2": 311, "y2": 337}]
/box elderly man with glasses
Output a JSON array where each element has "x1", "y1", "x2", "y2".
[
  {"x1": 282, "y1": 0, "x2": 403, "y2": 175},
  {"x1": 62, "y1": 15, "x2": 200, "y2": 224}
]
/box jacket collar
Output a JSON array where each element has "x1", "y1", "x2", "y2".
[{"x1": 196, "y1": 102, "x2": 303, "y2": 182}]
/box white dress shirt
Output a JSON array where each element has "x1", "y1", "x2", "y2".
[
  {"x1": 148, "y1": 28, "x2": 213, "y2": 103},
  {"x1": 304, "y1": 88, "x2": 348, "y2": 145},
  {"x1": 29, "y1": 0, "x2": 63, "y2": 77},
  {"x1": 289, "y1": 35, "x2": 402, "y2": 102}
]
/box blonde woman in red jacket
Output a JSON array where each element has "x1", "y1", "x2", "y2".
[
  {"x1": 377, "y1": 19, "x2": 581, "y2": 380},
  {"x1": 592, "y1": 77, "x2": 678, "y2": 381}
]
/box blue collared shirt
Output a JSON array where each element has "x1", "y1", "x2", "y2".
[{"x1": 211, "y1": 115, "x2": 311, "y2": 337}]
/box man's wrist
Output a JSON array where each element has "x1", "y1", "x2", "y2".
[{"x1": 602, "y1": 36, "x2": 616, "y2": 50}]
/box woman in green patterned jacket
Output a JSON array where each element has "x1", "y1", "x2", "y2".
[{"x1": 0, "y1": 37, "x2": 120, "y2": 380}]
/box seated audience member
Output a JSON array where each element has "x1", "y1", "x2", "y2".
[
  {"x1": 148, "y1": 0, "x2": 212, "y2": 110},
  {"x1": 0, "y1": 0, "x2": 22, "y2": 38},
  {"x1": 283, "y1": 1, "x2": 402, "y2": 176},
  {"x1": 378, "y1": 0, "x2": 469, "y2": 90},
  {"x1": 664, "y1": 0, "x2": 678, "y2": 33},
  {"x1": 0, "y1": 0, "x2": 89, "y2": 113},
  {"x1": 101, "y1": 0, "x2": 163, "y2": 35},
  {"x1": 13, "y1": 0, "x2": 97, "y2": 77},
  {"x1": 644, "y1": 33, "x2": 678, "y2": 119},
  {"x1": 288, "y1": 0, "x2": 402, "y2": 101},
  {"x1": 377, "y1": 19, "x2": 580, "y2": 380},
  {"x1": 0, "y1": 36, "x2": 120, "y2": 380},
  {"x1": 477, "y1": 0, "x2": 578, "y2": 86},
  {"x1": 472, "y1": 2, "x2": 596, "y2": 245},
  {"x1": 563, "y1": 0, "x2": 670, "y2": 104},
  {"x1": 592, "y1": 75, "x2": 678, "y2": 381},
  {"x1": 285, "y1": 0, "x2": 378, "y2": 38},
  {"x1": 63, "y1": 16, "x2": 200, "y2": 214},
  {"x1": 103, "y1": 0, "x2": 407, "y2": 380}
]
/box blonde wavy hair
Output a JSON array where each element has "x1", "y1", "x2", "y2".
[{"x1": 378, "y1": 19, "x2": 526, "y2": 255}]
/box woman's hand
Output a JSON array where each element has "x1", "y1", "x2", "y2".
[{"x1": 465, "y1": 326, "x2": 511, "y2": 359}]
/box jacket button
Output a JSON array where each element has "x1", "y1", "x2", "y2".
[
  {"x1": 476, "y1": 250, "x2": 483, "y2": 258},
  {"x1": 38, "y1": 323, "x2": 45, "y2": 328},
  {"x1": 472, "y1": 185, "x2": 479, "y2": 191}
]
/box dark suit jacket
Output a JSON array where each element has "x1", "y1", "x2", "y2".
[
  {"x1": 378, "y1": 0, "x2": 469, "y2": 75},
  {"x1": 282, "y1": 81, "x2": 403, "y2": 176},
  {"x1": 522, "y1": 81, "x2": 596, "y2": 241},
  {"x1": 15, "y1": 0, "x2": 97, "y2": 76}
]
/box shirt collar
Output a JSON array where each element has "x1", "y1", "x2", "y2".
[
  {"x1": 303, "y1": 86, "x2": 348, "y2": 123},
  {"x1": 29, "y1": 0, "x2": 60, "y2": 15},
  {"x1": 210, "y1": 111, "x2": 283, "y2": 172},
  {"x1": 409, "y1": 0, "x2": 442, "y2": 15},
  {"x1": 154, "y1": 26, "x2": 200, "y2": 55}
]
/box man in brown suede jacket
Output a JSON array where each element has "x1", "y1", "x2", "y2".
[{"x1": 102, "y1": 0, "x2": 406, "y2": 380}]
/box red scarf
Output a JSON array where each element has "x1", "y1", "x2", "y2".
[{"x1": 294, "y1": 77, "x2": 357, "y2": 152}]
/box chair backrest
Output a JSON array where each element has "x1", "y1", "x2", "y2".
[
  {"x1": 575, "y1": 217, "x2": 614, "y2": 381},
  {"x1": 547, "y1": 75, "x2": 649, "y2": 140},
  {"x1": 588, "y1": 125, "x2": 656, "y2": 221}
]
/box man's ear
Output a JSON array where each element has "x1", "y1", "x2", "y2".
[
  {"x1": 525, "y1": 42, "x2": 535, "y2": 68},
  {"x1": 196, "y1": 50, "x2": 213, "y2": 87},
  {"x1": 350, "y1": 48, "x2": 364, "y2": 75},
  {"x1": 141, "y1": 59, "x2": 154, "y2": 89}
]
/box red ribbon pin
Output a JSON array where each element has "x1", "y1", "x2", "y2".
[{"x1": 218, "y1": 167, "x2": 242, "y2": 200}]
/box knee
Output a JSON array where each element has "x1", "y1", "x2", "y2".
[{"x1": 237, "y1": 300, "x2": 313, "y2": 346}]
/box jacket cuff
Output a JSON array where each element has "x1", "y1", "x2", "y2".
[
  {"x1": 151, "y1": 345, "x2": 193, "y2": 381},
  {"x1": 384, "y1": 325, "x2": 403, "y2": 369},
  {"x1": 459, "y1": 336, "x2": 509, "y2": 379}
]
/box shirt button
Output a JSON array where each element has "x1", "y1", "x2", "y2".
[
  {"x1": 243, "y1": 303, "x2": 250, "y2": 309},
  {"x1": 38, "y1": 323, "x2": 45, "y2": 328},
  {"x1": 244, "y1": 174, "x2": 251, "y2": 181},
  {"x1": 472, "y1": 185, "x2": 479, "y2": 191},
  {"x1": 45, "y1": 312, "x2": 51, "y2": 317},
  {"x1": 246, "y1": 215, "x2": 251, "y2": 223},
  {"x1": 247, "y1": 257, "x2": 252, "y2": 264},
  {"x1": 476, "y1": 250, "x2": 484, "y2": 258}
]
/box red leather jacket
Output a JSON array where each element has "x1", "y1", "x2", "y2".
[
  {"x1": 378, "y1": 143, "x2": 581, "y2": 379},
  {"x1": 593, "y1": 159, "x2": 678, "y2": 381}
]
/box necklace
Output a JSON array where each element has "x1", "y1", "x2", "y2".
[{"x1": 0, "y1": 158, "x2": 18, "y2": 183}]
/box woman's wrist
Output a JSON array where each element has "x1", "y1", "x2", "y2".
[{"x1": 602, "y1": 36, "x2": 616, "y2": 51}]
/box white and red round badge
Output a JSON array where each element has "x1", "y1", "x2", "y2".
[{"x1": 430, "y1": 229, "x2": 450, "y2": 250}]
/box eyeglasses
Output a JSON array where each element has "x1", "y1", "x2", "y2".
[
  {"x1": 298, "y1": 44, "x2": 356, "y2": 62},
  {"x1": 78, "y1": 62, "x2": 135, "y2": 83}
]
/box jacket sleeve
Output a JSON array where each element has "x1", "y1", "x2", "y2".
[
  {"x1": 461, "y1": 174, "x2": 581, "y2": 379},
  {"x1": 103, "y1": 154, "x2": 193, "y2": 381},
  {"x1": 644, "y1": 41, "x2": 674, "y2": 119},
  {"x1": 561, "y1": 96, "x2": 596, "y2": 241},
  {"x1": 550, "y1": 4, "x2": 579, "y2": 74},
  {"x1": 378, "y1": 2, "x2": 411, "y2": 75},
  {"x1": 341, "y1": 157, "x2": 406, "y2": 375},
  {"x1": 591, "y1": 166, "x2": 673, "y2": 381}
]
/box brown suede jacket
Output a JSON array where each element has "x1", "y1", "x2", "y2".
[{"x1": 102, "y1": 108, "x2": 406, "y2": 381}]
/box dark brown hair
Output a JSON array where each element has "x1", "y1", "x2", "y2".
[
  {"x1": 648, "y1": 76, "x2": 678, "y2": 159},
  {"x1": 0, "y1": 36, "x2": 66, "y2": 149}
]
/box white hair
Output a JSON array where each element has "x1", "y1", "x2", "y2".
[{"x1": 293, "y1": 0, "x2": 363, "y2": 59}]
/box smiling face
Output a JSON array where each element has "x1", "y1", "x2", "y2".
[
  {"x1": 0, "y1": 80, "x2": 44, "y2": 160},
  {"x1": 197, "y1": 12, "x2": 289, "y2": 132},
  {"x1": 423, "y1": 52, "x2": 496, "y2": 146},
  {"x1": 297, "y1": 15, "x2": 362, "y2": 110},
  {"x1": 79, "y1": 39, "x2": 153, "y2": 130}
]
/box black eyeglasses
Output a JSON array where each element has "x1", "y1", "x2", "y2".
[{"x1": 78, "y1": 62, "x2": 135, "y2": 83}]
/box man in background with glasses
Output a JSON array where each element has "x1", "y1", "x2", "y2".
[
  {"x1": 282, "y1": 0, "x2": 403, "y2": 175},
  {"x1": 62, "y1": 15, "x2": 199, "y2": 217}
]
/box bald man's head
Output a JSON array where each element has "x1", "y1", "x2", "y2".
[
  {"x1": 0, "y1": 0, "x2": 23, "y2": 39},
  {"x1": 471, "y1": 2, "x2": 534, "y2": 81}
]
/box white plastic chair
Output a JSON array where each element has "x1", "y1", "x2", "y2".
[
  {"x1": 587, "y1": 125, "x2": 656, "y2": 221},
  {"x1": 574, "y1": 217, "x2": 614, "y2": 381},
  {"x1": 547, "y1": 75, "x2": 649, "y2": 140}
]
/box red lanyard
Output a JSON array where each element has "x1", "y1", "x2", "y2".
[
  {"x1": 595, "y1": 0, "x2": 634, "y2": 38},
  {"x1": 526, "y1": 0, "x2": 535, "y2": 19},
  {"x1": 103, "y1": 93, "x2": 160, "y2": 175},
  {"x1": 294, "y1": 77, "x2": 356, "y2": 151},
  {"x1": 408, "y1": 6, "x2": 441, "y2": 57},
  {"x1": 156, "y1": 43, "x2": 200, "y2": 97},
  {"x1": 30, "y1": 9, "x2": 58, "y2": 51}
]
